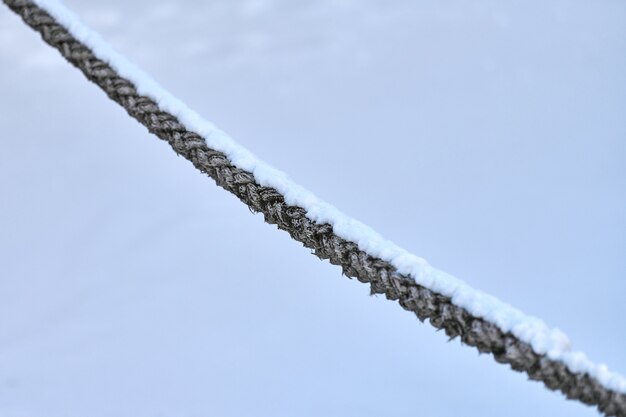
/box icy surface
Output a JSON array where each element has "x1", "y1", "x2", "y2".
[{"x1": 29, "y1": 0, "x2": 626, "y2": 394}]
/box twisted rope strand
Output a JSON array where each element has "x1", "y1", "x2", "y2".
[{"x1": 3, "y1": 0, "x2": 625, "y2": 415}]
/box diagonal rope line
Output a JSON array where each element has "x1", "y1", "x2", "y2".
[{"x1": 3, "y1": 0, "x2": 625, "y2": 415}]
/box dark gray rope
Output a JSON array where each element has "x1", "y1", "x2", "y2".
[{"x1": 3, "y1": 0, "x2": 625, "y2": 415}]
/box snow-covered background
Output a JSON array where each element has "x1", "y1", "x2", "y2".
[{"x1": 1, "y1": 0, "x2": 625, "y2": 416}]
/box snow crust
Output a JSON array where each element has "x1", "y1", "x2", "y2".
[{"x1": 33, "y1": 0, "x2": 626, "y2": 395}]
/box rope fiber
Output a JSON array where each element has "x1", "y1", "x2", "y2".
[{"x1": 3, "y1": 0, "x2": 625, "y2": 415}]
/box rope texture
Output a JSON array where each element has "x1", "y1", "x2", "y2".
[{"x1": 3, "y1": 1, "x2": 625, "y2": 415}]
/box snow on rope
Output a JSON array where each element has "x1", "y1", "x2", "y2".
[{"x1": 3, "y1": 0, "x2": 625, "y2": 415}]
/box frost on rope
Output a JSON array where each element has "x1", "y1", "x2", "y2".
[{"x1": 33, "y1": 0, "x2": 626, "y2": 394}]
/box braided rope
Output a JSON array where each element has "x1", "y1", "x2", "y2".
[{"x1": 3, "y1": 0, "x2": 625, "y2": 415}]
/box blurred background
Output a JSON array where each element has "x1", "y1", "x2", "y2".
[{"x1": 1, "y1": 0, "x2": 625, "y2": 416}]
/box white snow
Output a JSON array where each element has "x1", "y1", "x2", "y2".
[{"x1": 31, "y1": 0, "x2": 626, "y2": 395}]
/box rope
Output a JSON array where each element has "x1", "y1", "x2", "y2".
[{"x1": 3, "y1": 0, "x2": 625, "y2": 415}]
